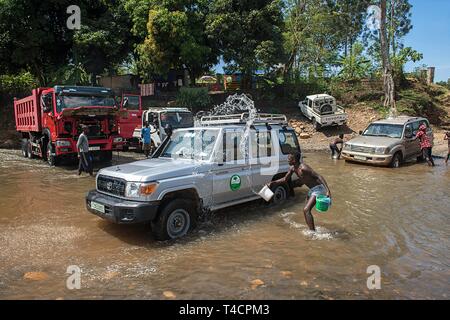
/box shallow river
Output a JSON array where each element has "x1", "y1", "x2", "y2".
[{"x1": 0, "y1": 149, "x2": 448, "y2": 299}]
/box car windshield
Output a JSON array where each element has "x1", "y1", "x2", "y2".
[
  {"x1": 160, "y1": 112, "x2": 194, "y2": 129},
  {"x1": 363, "y1": 123, "x2": 404, "y2": 138},
  {"x1": 161, "y1": 129, "x2": 219, "y2": 161},
  {"x1": 56, "y1": 94, "x2": 116, "y2": 112}
]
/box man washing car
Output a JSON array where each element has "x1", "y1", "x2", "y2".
[{"x1": 267, "y1": 152, "x2": 331, "y2": 231}]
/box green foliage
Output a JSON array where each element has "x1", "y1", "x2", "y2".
[
  {"x1": 206, "y1": 0, "x2": 285, "y2": 81},
  {"x1": 176, "y1": 87, "x2": 212, "y2": 112},
  {"x1": 392, "y1": 47, "x2": 423, "y2": 79},
  {"x1": 131, "y1": 0, "x2": 217, "y2": 82},
  {"x1": 337, "y1": 43, "x2": 372, "y2": 80},
  {"x1": 0, "y1": 72, "x2": 36, "y2": 94}
]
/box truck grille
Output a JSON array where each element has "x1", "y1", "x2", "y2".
[
  {"x1": 351, "y1": 145, "x2": 375, "y2": 154},
  {"x1": 97, "y1": 175, "x2": 126, "y2": 197}
]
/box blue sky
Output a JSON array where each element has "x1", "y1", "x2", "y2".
[
  {"x1": 404, "y1": 0, "x2": 450, "y2": 82},
  {"x1": 215, "y1": 0, "x2": 450, "y2": 82}
]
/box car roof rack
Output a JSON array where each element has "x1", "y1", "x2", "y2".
[{"x1": 199, "y1": 113, "x2": 288, "y2": 126}]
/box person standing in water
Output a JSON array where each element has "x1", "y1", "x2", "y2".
[
  {"x1": 444, "y1": 131, "x2": 450, "y2": 165},
  {"x1": 77, "y1": 125, "x2": 93, "y2": 176},
  {"x1": 267, "y1": 152, "x2": 331, "y2": 231},
  {"x1": 414, "y1": 123, "x2": 435, "y2": 167},
  {"x1": 330, "y1": 134, "x2": 344, "y2": 159}
]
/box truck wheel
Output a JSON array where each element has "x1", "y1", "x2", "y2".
[
  {"x1": 270, "y1": 184, "x2": 289, "y2": 205},
  {"x1": 46, "y1": 142, "x2": 58, "y2": 166},
  {"x1": 26, "y1": 140, "x2": 34, "y2": 159},
  {"x1": 21, "y1": 140, "x2": 29, "y2": 158},
  {"x1": 390, "y1": 152, "x2": 402, "y2": 168},
  {"x1": 152, "y1": 199, "x2": 195, "y2": 241}
]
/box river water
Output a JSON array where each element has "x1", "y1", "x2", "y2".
[{"x1": 0, "y1": 149, "x2": 448, "y2": 299}]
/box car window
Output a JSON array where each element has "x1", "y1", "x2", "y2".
[
  {"x1": 251, "y1": 131, "x2": 272, "y2": 159},
  {"x1": 279, "y1": 130, "x2": 300, "y2": 154},
  {"x1": 412, "y1": 120, "x2": 429, "y2": 135},
  {"x1": 223, "y1": 130, "x2": 244, "y2": 163}
]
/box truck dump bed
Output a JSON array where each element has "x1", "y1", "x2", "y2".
[{"x1": 14, "y1": 89, "x2": 42, "y2": 132}]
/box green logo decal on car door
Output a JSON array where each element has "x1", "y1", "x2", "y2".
[{"x1": 230, "y1": 175, "x2": 241, "y2": 191}]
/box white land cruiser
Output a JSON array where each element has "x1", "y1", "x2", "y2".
[
  {"x1": 86, "y1": 113, "x2": 302, "y2": 240},
  {"x1": 298, "y1": 94, "x2": 348, "y2": 130}
]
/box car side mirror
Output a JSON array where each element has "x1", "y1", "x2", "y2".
[
  {"x1": 164, "y1": 124, "x2": 173, "y2": 137},
  {"x1": 122, "y1": 98, "x2": 129, "y2": 109}
]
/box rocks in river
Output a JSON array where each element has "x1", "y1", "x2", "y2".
[
  {"x1": 250, "y1": 279, "x2": 264, "y2": 289},
  {"x1": 163, "y1": 291, "x2": 176, "y2": 299},
  {"x1": 300, "y1": 133, "x2": 311, "y2": 139},
  {"x1": 280, "y1": 271, "x2": 293, "y2": 278},
  {"x1": 23, "y1": 272, "x2": 49, "y2": 281}
]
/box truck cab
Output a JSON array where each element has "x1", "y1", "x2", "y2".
[
  {"x1": 86, "y1": 113, "x2": 301, "y2": 241},
  {"x1": 132, "y1": 107, "x2": 194, "y2": 152},
  {"x1": 298, "y1": 94, "x2": 348, "y2": 130}
]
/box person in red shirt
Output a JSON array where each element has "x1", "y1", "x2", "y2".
[
  {"x1": 414, "y1": 124, "x2": 434, "y2": 167},
  {"x1": 444, "y1": 131, "x2": 450, "y2": 165}
]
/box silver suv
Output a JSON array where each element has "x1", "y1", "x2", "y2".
[
  {"x1": 86, "y1": 113, "x2": 301, "y2": 240},
  {"x1": 341, "y1": 116, "x2": 434, "y2": 168}
]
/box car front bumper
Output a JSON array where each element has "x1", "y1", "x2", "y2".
[
  {"x1": 341, "y1": 151, "x2": 393, "y2": 166},
  {"x1": 86, "y1": 190, "x2": 159, "y2": 224}
]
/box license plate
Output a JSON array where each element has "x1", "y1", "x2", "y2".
[
  {"x1": 354, "y1": 155, "x2": 367, "y2": 161},
  {"x1": 90, "y1": 201, "x2": 105, "y2": 214},
  {"x1": 89, "y1": 146, "x2": 101, "y2": 151}
]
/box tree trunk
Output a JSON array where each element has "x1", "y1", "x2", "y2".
[{"x1": 380, "y1": 0, "x2": 396, "y2": 115}]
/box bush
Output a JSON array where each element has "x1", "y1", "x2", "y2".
[
  {"x1": 176, "y1": 87, "x2": 212, "y2": 113},
  {"x1": 0, "y1": 72, "x2": 36, "y2": 96}
]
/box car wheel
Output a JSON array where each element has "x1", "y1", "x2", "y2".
[
  {"x1": 152, "y1": 199, "x2": 196, "y2": 241},
  {"x1": 270, "y1": 184, "x2": 289, "y2": 205},
  {"x1": 390, "y1": 152, "x2": 402, "y2": 168}
]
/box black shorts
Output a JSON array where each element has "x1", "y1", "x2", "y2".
[{"x1": 422, "y1": 147, "x2": 432, "y2": 159}]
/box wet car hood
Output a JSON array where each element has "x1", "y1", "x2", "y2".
[
  {"x1": 98, "y1": 158, "x2": 204, "y2": 182},
  {"x1": 347, "y1": 135, "x2": 402, "y2": 148}
]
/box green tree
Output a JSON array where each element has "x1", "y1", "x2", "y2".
[
  {"x1": 128, "y1": 0, "x2": 218, "y2": 83},
  {"x1": 337, "y1": 42, "x2": 372, "y2": 80},
  {"x1": 206, "y1": 0, "x2": 285, "y2": 88},
  {"x1": 0, "y1": 0, "x2": 74, "y2": 85}
]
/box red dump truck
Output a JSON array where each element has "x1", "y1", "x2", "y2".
[{"x1": 14, "y1": 86, "x2": 124, "y2": 166}]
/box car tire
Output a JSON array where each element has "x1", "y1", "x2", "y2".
[
  {"x1": 152, "y1": 199, "x2": 196, "y2": 241},
  {"x1": 270, "y1": 183, "x2": 289, "y2": 205},
  {"x1": 390, "y1": 152, "x2": 402, "y2": 168}
]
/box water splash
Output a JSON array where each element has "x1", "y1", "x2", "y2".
[{"x1": 281, "y1": 211, "x2": 335, "y2": 241}]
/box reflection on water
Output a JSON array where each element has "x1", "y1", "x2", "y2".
[{"x1": 0, "y1": 149, "x2": 449, "y2": 299}]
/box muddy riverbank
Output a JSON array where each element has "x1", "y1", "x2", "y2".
[{"x1": 0, "y1": 149, "x2": 448, "y2": 299}]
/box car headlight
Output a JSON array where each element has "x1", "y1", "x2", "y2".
[
  {"x1": 375, "y1": 147, "x2": 387, "y2": 154},
  {"x1": 125, "y1": 182, "x2": 158, "y2": 198},
  {"x1": 56, "y1": 140, "x2": 71, "y2": 147},
  {"x1": 113, "y1": 137, "x2": 123, "y2": 143}
]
